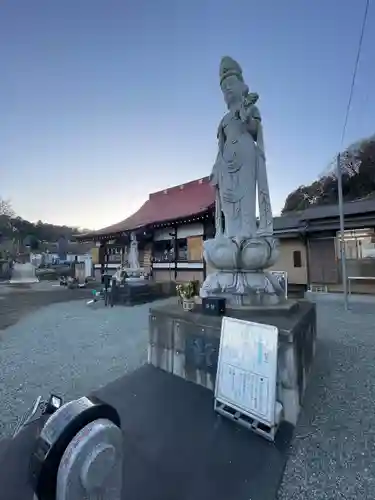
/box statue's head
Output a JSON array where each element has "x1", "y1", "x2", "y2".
[{"x1": 220, "y1": 56, "x2": 249, "y2": 108}]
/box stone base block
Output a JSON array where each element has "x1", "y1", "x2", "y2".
[
  {"x1": 111, "y1": 281, "x2": 176, "y2": 306},
  {"x1": 149, "y1": 300, "x2": 316, "y2": 426},
  {"x1": 200, "y1": 270, "x2": 285, "y2": 306}
]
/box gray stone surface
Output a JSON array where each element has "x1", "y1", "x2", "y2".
[
  {"x1": 111, "y1": 280, "x2": 176, "y2": 306},
  {"x1": 0, "y1": 284, "x2": 93, "y2": 330},
  {"x1": 278, "y1": 301, "x2": 375, "y2": 499},
  {"x1": 9, "y1": 262, "x2": 38, "y2": 284},
  {"x1": 0, "y1": 296, "x2": 176, "y2": 438},
  {"x1": 1, "y1": 293, "x2": 375, "y2": 498},
  {"x1": 149, "y1": 301, "x2": 316, "y2": 425}
]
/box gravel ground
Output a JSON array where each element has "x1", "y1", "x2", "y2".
[
  {"x1": 278, "y1": 300, "x2": 375, "y2": 500},
  {"x1": 1, "y1": 290, "x2": 375, "y2": 498},
  {"x1": 0, "y1": 296, "x2": 175, "y2": 438},
  {"x1": 0, "y1": 283, "x2": 93, "y2": 330}
]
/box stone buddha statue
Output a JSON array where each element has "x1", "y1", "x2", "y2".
[
  {"x1": 128, "y1": 232, "x2": 140, "y2": 270},
  {"x1": 211, "y1": 56, "x2": 273, "y2": 239},
  {"x1": 200, "y1": 56, "x2": 284, "y2": 306}
]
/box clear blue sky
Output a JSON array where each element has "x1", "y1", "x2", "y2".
[{"x1": 1, "y1": 0, "x2": 374, "y2": 229}]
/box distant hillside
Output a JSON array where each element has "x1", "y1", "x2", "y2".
[
  {"x1": 282, "y1": 135, "x2": 375, "y2": 213},
  {"x1": 0, "y1": 199, "x2": 91, "y2": 248}
]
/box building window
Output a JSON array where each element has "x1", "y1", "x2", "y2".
[
  {"x1": 153, "y1": 240, "x2": 174, "y2": 263},
  {"x1": 177, "y1": 238, "x2": 188, "y2": 261},
  {"x1": 293, "y1": 250, "x2": 302, "y2": 268},
  {"x1": 106, "y1": 246, "x2": 122, "y2": 263},
  {"x1": 335, "y1": 228, "x2": 375, "y2": 260},
  {"x1": 187, "y1": 236, "x2": 203, "y2": 261}
]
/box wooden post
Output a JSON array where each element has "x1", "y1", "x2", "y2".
[
  {"x1": 173, "y1": 227, "x2": 178, "y2": 280},
  {"x1": 337, "y1": 153, "x2": 348, "y2": 310}
]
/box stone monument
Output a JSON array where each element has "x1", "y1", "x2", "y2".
[
  {"x1": 124, "y1": 232, "x2": 144, "y2": 281},
  {"x1": 9, "y1": 262, "x2": 39, "y2": 284},
  {"x1": 128, "y1": 232, "x2": 140, "y2": 270},
  {"x1": 148, "y1": 56, "x2": 317, "y2": 432},
  {"x1": 111, "y1": 233, "x2": 145, "y2": 286},
  {"x1": 200, "y1": 56, "x2": 284, "y2": 306}
]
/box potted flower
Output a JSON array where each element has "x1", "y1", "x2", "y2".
[{"x1": 176, "y1": 281, "x2": 197, "y2": 312}]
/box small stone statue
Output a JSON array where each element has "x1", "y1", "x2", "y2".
[
  {"x1": 112, "y1": 265, "x2": 128, "y2": 285},
  {"x1": 200, "y1": 56, "x2": 284, "y2": 306},
  {"x1": 128, "y1": 232, "x2": 140, "y2": 270}
]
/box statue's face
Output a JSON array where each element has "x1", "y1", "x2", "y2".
[{"x1": 221, "y1": 75, "x2": 243, "y2": 107}]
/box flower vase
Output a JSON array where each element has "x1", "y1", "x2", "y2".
[{"x1": 182, "y1": 298, "x2": 195, "y2": 312}]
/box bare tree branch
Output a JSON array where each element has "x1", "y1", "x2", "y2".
[
  {"x1": 282, "y1": 134, "x2": 375, "y2": 213},
  {"x1": 0, "y1": 198, "x2": 15, "y2": 218}
]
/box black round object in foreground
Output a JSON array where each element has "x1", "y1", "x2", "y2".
[{"x1": 29, "y1": 396, "x2": 121, "y2": 500}]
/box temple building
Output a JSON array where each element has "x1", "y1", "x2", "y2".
[
  {"x1": 76, "y1": 176, "x2": 308, "y2": 293},
  {"x1": 78, "y1": 177, "x2": 214, "y2": 283},
  {"x1": 78, "y1": 177, "x2": 375, "y2": 295}
]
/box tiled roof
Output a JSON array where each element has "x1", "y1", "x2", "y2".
[
  {"x1": 79, "y1": 180, "x2": 375, "y2": 240},
  {"x1": 273, "y1": 214, "x2": 305, "y2": 233},
  {"x1": 301, "y1": 197, "x2": 375, "y2": 220},
  {"x1": 85, "y1": 177, "x2": 215, "y2": 237},
  {"x1": 276, "y1": 197, "x2": 375, "y2": 233}
]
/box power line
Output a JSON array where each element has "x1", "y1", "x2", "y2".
[
  {"x1": 319, "y1": 2, "x2": 371, "y2": 179},
  {"x1": 337, "y1": 0, "x2": 370, "y2": 311},
  {"x1": 320, "y1": 0, "x2": 370, "y2": 178},
  {"x1": 340, "y1": 0, "x2": 371, "y2": 146}
]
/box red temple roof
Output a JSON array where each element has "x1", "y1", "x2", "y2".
[{"x1": 87, "y1": 177, "x2": 215, "y2": 237}]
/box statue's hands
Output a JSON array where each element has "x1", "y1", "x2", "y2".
[
  {"x1": 245, "y1": 92, "x2": 259, "y2": 106},
  {"x1": 238, "y1": 102, "x2": 251, "y2": 123},
  {"x1": 210, "y1": 170, "x2": 218, "y2": 186}
]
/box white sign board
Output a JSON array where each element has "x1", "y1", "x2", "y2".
[
  {"x1": 215, "y1": 317, "x2": 278, "y2": 427},
  {"x1": 270, "y1": 270, "x2": 288, "y2": 299}
]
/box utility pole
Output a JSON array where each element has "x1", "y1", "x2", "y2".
[{"x1": 337, "y1": 153, "x2": 349, "y2": 310}]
